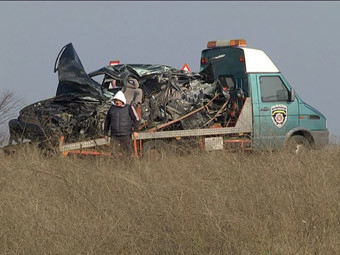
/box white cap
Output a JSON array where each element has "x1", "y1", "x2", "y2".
[{"x1": 112, "y1": 90, "x2": 126, "y2": 105}]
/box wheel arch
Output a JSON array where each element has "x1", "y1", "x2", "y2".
[{"x1": 285, "y1": 127, "x2": 315, "y2": 148}]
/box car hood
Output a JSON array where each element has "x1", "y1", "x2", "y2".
[
  {"x1": 54, "y1": 43, "x2": 104, "y2": 100},
  {"x1": 303, "y1": 102, "x2": 326, "y2": 119}
]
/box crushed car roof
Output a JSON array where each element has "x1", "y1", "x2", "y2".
[{"x1": 89, "y1": 64, "x2": 203, "y2": 83}]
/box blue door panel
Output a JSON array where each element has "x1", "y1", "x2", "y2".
[{"x1": 254, "y1": 74, "x2": 299, "y2": 149}]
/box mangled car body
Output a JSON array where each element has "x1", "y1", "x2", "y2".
[{"x1": 9, "y1": 43, "x2": 238, "y2": 147}]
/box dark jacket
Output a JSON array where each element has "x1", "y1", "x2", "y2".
[{"x1": 104, "y1": 104, "x2": 139, "y2": 136}]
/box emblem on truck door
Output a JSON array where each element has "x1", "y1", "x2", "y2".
[{"x1": 271, "y1": 105, "x2": 287, "y2": 128}]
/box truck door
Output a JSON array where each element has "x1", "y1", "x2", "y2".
[{"x1": 256, "y1": 74, "x2": 299, "y2": 148}]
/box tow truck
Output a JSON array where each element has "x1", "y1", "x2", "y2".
[{"x1": 59, "y1": 39, "x2": 329, "y2": 156}]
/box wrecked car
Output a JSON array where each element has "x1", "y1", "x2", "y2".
[{"x1": 8, "y1": 43, "x2": 239, "y2": 147}]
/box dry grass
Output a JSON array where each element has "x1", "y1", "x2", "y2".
[{"x1": 0, "y1": 145, "x2": 339, "y2": 254}]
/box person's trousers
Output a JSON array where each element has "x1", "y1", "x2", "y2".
[{"x1": 111, "y1": 135, "x2": 133, "y2": 155}]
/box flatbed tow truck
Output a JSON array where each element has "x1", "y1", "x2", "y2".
[{"x1": 58, "y1": 39, "x2": 329, "y2": 157}]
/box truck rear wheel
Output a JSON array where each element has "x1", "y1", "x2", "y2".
[{"x1": 285, "y1": 135, "x2": 311, "y2": 154}]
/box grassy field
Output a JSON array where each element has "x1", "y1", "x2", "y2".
[{"x1": 0, "y1": 145, "x2": 339, "y2": 254}]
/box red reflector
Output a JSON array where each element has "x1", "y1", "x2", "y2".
[
  {"x1": 110, "y1": 60, "x2": 120, "y2": 66},
  {"x1": 299, "y1": 115, "x2": 305, "y2": 119},
  {"x1": 201, "y1": 57, "x2": 207, "y2": 64},
  {"x1": 182, "y1": 63, "x2": 191, "y2": 72},
  {"x1": 240, "y1": 56, "x2": 245, "y2": 62}
]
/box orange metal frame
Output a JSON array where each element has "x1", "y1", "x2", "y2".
[
  {"x1": 224, "y1": 139, "x2": 252, "y2": 151},
  {"x1": 59, "y1": 136, "x2": 112, "y2": 157},
  {"x1": 63, "y1": 150, "x2": 112, "y2": 157}
]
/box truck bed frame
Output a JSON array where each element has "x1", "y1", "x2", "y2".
[{"x1": 59, "y1": 97, "x2": 253, "y2": 156}]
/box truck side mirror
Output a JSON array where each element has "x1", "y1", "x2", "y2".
[{"x1": 290, "y1": 88, "x2": 295, "y2": 102}]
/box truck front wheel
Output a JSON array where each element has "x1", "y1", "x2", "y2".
[{"x1": 285, "y1": 135, "x2": 311, "y2": 154}]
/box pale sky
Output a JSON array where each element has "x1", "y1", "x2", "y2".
[{"x1": 0, "y1": 1, "x2": 339, "y2": 139}]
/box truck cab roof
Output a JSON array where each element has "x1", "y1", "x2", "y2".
[
  {"x1": 200, "y1": 41, "x2": 280, "y2": 74},
  {"x1": 240, "y1": 47, "x2": 279, "y2": 73}
]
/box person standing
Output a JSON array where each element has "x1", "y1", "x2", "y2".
[{"x1": 104, "y1": 90, "x2": 139, "y2": 155}]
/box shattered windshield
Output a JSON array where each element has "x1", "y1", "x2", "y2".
[{"x1": 89, "y1": 64, "x2": 203, "y2": 95}]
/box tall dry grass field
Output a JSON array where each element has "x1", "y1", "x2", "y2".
[{"x1": 0, "y1": 145, "x2": 339, "y2": 254}]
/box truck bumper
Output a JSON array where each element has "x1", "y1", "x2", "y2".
[{"x1": 311, "y1": 129, "x2": 329, "y2": 149}]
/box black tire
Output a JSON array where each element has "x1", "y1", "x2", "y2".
[{"x1": 285, "y1": 135, "x2": 311, "y2": 154}]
